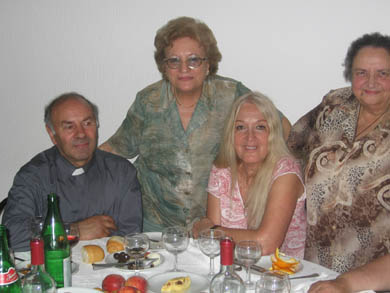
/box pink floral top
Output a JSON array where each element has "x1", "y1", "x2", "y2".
[{"x1": 207, "y1": 156, "x2": 306, "y2": 258}]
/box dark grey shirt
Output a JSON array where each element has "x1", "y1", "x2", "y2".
[{"x1": 2, "y1": 146, "x2": 142, "y2": 251}]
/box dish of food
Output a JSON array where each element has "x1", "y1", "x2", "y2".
[
  {"x1": 148, "y1": 272, "x2": 208, "y2": 293},
  {"x1": 104, "y1": 250, "x2": 164, "y2": 271},
  {"x1": 251, "y1": 248, "x2": 303, "y2": 275}
]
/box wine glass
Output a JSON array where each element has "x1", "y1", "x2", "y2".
[
  {"x1": 198, "y1": 228, "x2": 225, "y2": 279},
  {"x1": 255, "y1": 271, "x2": 291, "y2": 293},
  {"x1": 30, "y1": 216, "x2": 44, "y2": 240},
  {"x1": 63, "y1": 223, "x2": 80, "y2": 249},
  {"x1": 162, "y1": 226, "x2": 189, "y2": 272},
  {"x1": 235, "y1": 240, "x2": 262, "y2": 289},
  {"x1": 125, "y1": 233, "x2": 150, "y2": 275}
]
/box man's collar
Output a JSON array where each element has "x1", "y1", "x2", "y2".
[{"x1": 53, "y1": 146, "x2": 96, "y2": 176}]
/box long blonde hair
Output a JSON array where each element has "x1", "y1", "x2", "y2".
[{"x1": 215, "y1": 92, "x2": 291, "y2": 229}]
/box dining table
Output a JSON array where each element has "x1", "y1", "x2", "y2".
[{"x1": 15, "y1": 232, "x2": 375, "y2": 293}]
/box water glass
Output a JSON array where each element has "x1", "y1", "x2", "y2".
[
  {"x1": 235, "y1": 240, "x2": 262, "y2": 289},
  {"x1": 125, "y1": 233, "x2": 150, "y2": 275},
  {"x1": 255, "y1": 271, "x2": 291, "y2": 293},
  {"x1": 198, "y1": 228, "x2": 224, "y2": 279},
  {"x1": 162, "y1": 226, "x2": 189, "y2": 272},
  {"x1": 30, "y1": 216, "x2": 44, "y2": 240}
]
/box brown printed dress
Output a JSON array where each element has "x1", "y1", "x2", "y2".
[{"x1": 288, "y1": 86, "x2": 390, "y2": 273}]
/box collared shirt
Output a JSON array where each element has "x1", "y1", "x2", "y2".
[
  {"x1": 288, "y1": 87, "x2": 390, "y2": 272},
  {"x1": 105, "y1": 75, "x2": 250, "y2": 231},
  {"x1": 2, "y1": 146, "x2": 142, "y2": 251}
]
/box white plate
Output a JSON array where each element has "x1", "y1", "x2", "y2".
[
  {"x1": 148, "y1": 272, "x2": 209, "y2": 293},
  {"x1": 58, "y1": 288, "x2": 100, "y2": 293},
  {"x1": 105, "y1": 251, "x2": 164, "y2": 271}
]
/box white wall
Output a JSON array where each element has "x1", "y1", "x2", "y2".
[{"x1": 1, "y1": 0, "x2": 389, "y2": 201}]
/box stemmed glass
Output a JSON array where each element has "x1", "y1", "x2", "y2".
[
  {"x1": 125, "y1": 233, "x2": 150, "y2": 276},
  {"x1": 235, "y1": 240, "x2": 262, "y2": 289},
  {"x1": 30, "y1": 216, "x2": 44, "y2": 240},
  {"x1": 64, "y1": 223, "x2": 80, "y2": 269},
  {"x1": 198, "y1": 228, "x2": 225, "y2": 279},
  {"x1": 162, "y1": 226, "x2": 189, "y2": 272},
  {"x1": 255, "y1": 271, "x2": 291, "y2": 293},
  {"x1": 63, "y1": 223, "x2": 80, "y2": 249}
]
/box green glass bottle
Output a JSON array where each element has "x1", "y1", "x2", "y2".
[
  {"x1": 42, "y1": 194, "x2": 71, "y2": 288},
  {"x1": 0, "y1": 224, "x2": 22, "y2": 292}
]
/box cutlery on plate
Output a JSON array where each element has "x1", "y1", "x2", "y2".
[
  {"x1": 289, "y1": 273, "x2": 320, "y2": 280},
  {"x1": 92, "y1": 258, "x2": 159, "y2": 270}
]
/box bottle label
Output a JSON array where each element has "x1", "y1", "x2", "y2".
[{"x1": 0, "y1": 267, "x2": 19, "y2": 286}]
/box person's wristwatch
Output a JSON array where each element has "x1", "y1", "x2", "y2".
[{"x1": 210, "y1": 225, "x2": 221, "y2": 230}]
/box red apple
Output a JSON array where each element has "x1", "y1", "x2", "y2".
[
  {"x1": 102, "y1": 274, "x2": 126, "y2": 292},
  {"x1": 125, "y1": 275, "x2": 147, "y2": 293},
  {"x1": 118, "y1": 286, "x2": 141, "y2": 293}
]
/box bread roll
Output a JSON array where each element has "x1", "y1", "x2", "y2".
[
  {"x1": 81, "y1": 245, "x2": 105, "y2": 264},
  {"x1": 106, "y1": 236, "x2": 125, "y2": 254}
]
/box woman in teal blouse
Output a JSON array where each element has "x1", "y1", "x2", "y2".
[{"x1": 100, "y1": 16, "x2": 291, "y2": 232}]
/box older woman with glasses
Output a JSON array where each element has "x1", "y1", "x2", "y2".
[{"x1": 100, "y1": 16, "x2": 291, "y2": 232}]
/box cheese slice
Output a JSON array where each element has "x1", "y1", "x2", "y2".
[{"x1": 161, "y1": 276, "x2": 191, "y2": 292}]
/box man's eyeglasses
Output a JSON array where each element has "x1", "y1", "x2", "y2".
[{"x1": 164, "y1": 55, "x2": 207, "y2": 70}]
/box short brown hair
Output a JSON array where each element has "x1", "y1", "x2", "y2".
[{"x1": 154, "y1": 16, "x2": 222, "y2": 79}]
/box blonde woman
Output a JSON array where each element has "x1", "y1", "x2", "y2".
[{"x1": 193, "y1": 92, "x2": 306, "y2": 258}]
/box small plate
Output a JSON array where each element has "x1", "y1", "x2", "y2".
[
  {"x1": 58, "y1": 288, "x2": 100, "y2": 293},
  {"x1": 148, "y1": 272, "x2": 209, "y2": 293},
  {"x1": 105, "y1": 251, "x2": 164, "y2": 271}
]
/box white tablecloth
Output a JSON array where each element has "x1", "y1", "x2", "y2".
[{"x1": 17, "y1": 236, "x2": 374, "y2": 293}]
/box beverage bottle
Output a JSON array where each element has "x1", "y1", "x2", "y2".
[
  {"x1": 210, "y1": 237, "x2": 245, "y2": 293},
  {"x1": 42, "y1": 194, "x2": 71, "y2": 288},
  {"x1": 21, "y1": 239, "x2": 56, "y2": 292},
  {"x1": 0, "y1": 224, "x2": 22, "y2": 292}
]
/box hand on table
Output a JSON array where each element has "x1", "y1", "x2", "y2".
[
  {"x1": 191, "y1": 217, "x2": 214, "y2": 238},
  {"x1": 308, "y1": 278, "x2": 352, "y2": 293},
  {"x1": 77, "y1": 215, "x2": 117, "y2": 240}
]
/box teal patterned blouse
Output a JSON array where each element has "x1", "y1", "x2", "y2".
[{"x1": 105, "y1": 75, "x2": 250, "y2": 232}]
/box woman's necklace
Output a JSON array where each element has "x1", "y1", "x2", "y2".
[
  {"x1": 173, "y1": 88, "x2": 199, "y2": 109},
  {"x1": 175, "y1": 95, "x2": 198, "y2": 108},
  {"x1": 356, "y1": 107, "x2": 388, "y2": 138}
]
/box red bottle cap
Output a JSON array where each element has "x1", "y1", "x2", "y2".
[
  {"x1": 220, "y1": 237, "x2": 234, "y2": 265},
  {"x1": 30, "y1": 238, "x2": 44, "y2": 265}
]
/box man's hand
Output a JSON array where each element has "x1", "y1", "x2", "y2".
[{"x1": 77, "y1": 215, "x2": 118, "y2": 240}]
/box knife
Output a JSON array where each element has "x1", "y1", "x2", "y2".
[
  {"x1": 234, "y1": 260, "x2": 267, "y2": 274},
  {"x1": 92, "y1": 258, "x2": 159, "y2": 270}
]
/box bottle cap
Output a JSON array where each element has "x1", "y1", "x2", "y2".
[
  {"x1": 220, "y1": 237, "x2": 234, "y2": 265},
  {"x1": 30, "y1": 238, "x2": 45, "y2": 265}
]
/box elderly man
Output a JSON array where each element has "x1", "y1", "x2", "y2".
[{"x1": 2, "y1": 92, "x2": 142, "y2": 251}]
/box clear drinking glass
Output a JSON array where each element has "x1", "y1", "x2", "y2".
[
  {"x1": 63, "y1": 223, "x2": 80, "y2": 249},
  {"x1": 255, "y1": 271, "x2": 291, "y2": 293},
  {"x1": 198, "y1": 228, "x2": 225, "y2": 279},
  {"x1": 30, "y1": 216, "x2": 44, "y2": 240},
  {"x1": 162, "y1": 226, "x2": 189, "y2": 272},
  {"x1": 125, "y1": 233, "x2": 150, "y2": 275},
  {"x1": 235, "y1": 240, "x2": 262, "y2": 289}
]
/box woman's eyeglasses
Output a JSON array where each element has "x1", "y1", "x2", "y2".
[{"x1": 164, "y1": 55, "x2": 207, "y2": 70}]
